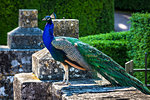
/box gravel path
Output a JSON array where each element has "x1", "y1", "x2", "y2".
[{"x1": 114, "y1": 11, "x2": 131, "y2": 32}]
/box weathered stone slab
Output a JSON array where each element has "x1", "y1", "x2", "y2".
[
  {"x1": 7, "y1": 27, "x2": 44, "y2": 49},
  {"x1": 0, "y1": 46, "x2": 40, "y2": 73},
  {"x1": 19, "y1": 9, "x2": 38, "y2": 28},
  {"x1": 52, "y1": 81, "x2": 150, "y2": 100},
  {"x1": 13, "y1": 73, "x2": 53, "y2": 100},
  {"x1": 32, "y1": 48, "x2": 93, "y2": 80},
  {"x1": 52, "y1": 19, "x2": 79, "y2": 38}
]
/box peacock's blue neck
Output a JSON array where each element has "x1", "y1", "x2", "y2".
[
  {"x1": 43, "y1": 21, "x2": 65, "y2": 62},
  {"x1": 43, "y1": 22, "x2": 55, "y2": 51}
]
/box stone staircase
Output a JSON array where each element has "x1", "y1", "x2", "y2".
[{"x1": 13, "y1": 66, "x2": 150, "y2": 100}]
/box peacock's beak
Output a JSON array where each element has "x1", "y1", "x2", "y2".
[{"x1": 42, "y1": 18, "x2": 46, "y2": 21}]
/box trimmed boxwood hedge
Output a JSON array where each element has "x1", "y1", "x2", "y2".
[
  {"x1": 127, "y1": 13, "x2": 150, "y2": 82},
  {"x1": 115, "y1": 0, "x2": 150, "y2": 12},
  {"x1": 80, "y1": 31, "x2": 129, "y2": 66},
  {"x1": 80, "y1": 31, "x2": 129, "y2": 41},
  {"x1": 128, "y1": 13, "x2": 150, "y2": 68}
]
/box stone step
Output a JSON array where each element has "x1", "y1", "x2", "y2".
[
  {"x1": 56, "y1": 85, "x2": 150, "y2": 100},
  {"x1": 32, "y1": 48, "x2": 93, "y2": 80},
  {"x1": 13, "y1": 73, "x2": 150, "y2": 100},
  {"x1": 52, "y1": 82, "x2": 143, "y2": 100}
]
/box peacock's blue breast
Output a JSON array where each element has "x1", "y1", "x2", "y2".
[{"x1": 42, "y1": 23, "x2": 64, "y2": 62}]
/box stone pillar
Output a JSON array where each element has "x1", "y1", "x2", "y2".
[
  {"x1": 52, "y1": 19, "x2": 79, "y2": 38},
  {"x1": 19, "y1": 9, "x2": 38, "y2": 28},
  {"x1": 0, "y1": 9, "x2": 42, "y2": 98},
  {"x1": 7, "y1": 9, "x2": 43, "y2": 49}
]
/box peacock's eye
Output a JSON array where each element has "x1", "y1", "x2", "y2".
[{"x1": 47, "y1": 17, "x2": 50, "y2": 20}]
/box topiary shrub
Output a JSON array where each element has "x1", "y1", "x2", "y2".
[
  {"x1": 127, "y1": 13, "x2": 150, "y2": 82},
  {"x1": 80, "y1": 31, "x2": 129, "y2": 66},
  {"x1": 115, "y1": 0, "x2": 150, "y2": 12}
]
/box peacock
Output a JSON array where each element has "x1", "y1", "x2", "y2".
[{"x1": 42, "y1": 13, "x2": 150, "y2": 95}]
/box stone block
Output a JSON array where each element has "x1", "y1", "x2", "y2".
[
  {"x1": 7, "y1": 27, "x2": 44, "y2": 49},
  {"x1": 19, "y1": 9, "x2": 38, "y2": 28},
  {"x1": 52, "y1": 19, "x2": 79, "y2": 38},
  {"x1": 32, "y1": 48, "x2": 93, "y2": 80},
  {"x1": 0, "y1": 46, "x2": 40, "y2": 73},
  {"x1": 13, "y1": 73, "x2": 53, "y2": 100},
  {"x1": 52, "y1": 81, "x2": 150, "y2": 100}
]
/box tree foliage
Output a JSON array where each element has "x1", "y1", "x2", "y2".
[{"x1": 115, "y1": 0, "x2": 150, "y2": 12}]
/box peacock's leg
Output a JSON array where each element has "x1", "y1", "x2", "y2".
[
  {"x1": 62, "y1": 64, "x2": 67, "y2": 83},
  {"x1": 62, "y1": 63, "x2": 70, "y2": 85}
]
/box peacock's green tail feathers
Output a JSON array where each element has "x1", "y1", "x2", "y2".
[{"x1": 60, "y1": 37, "x2": 150, "y2": 95}]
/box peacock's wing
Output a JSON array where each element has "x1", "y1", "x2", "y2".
[{"x1": 52, "y1": 37, "x2": 92, "y2": 71}]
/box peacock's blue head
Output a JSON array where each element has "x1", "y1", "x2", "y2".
[
  {"x1": 42, "y1": 13, "x2": 56, "y2": 24},
  {"x1": 42, "y1": 16, "x2": 51, "y2": 22}
]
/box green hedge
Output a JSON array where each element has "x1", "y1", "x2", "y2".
[
  {"x1": 0, "y1": 0, "x2": 114, "y2": 45},
  {"x1": 128, "y1": 13, "x2": 150, "y2": 68},
  {"x1": 80, "y1": 31, "x2": 129, "y2": 41},
  {"x1": 115, "y1": 0, "x2": 150, "y2": 12},
  {"x1": 127, "y1": 13, "x2": 150, "y2": 82},
  {"x1": 0, "y1": 1, "x2": 23, "y2": 45},
  {"x1": 80, "y1": 31, "x2": 129, "y2": 66}
]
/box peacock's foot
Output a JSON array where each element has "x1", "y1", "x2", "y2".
[
  {"x1": 54, "y1": 81, "x2": 71, "y2": 85},
  {"x1": 63, "y1": 81, "x2": 71, "y2": 85}
]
